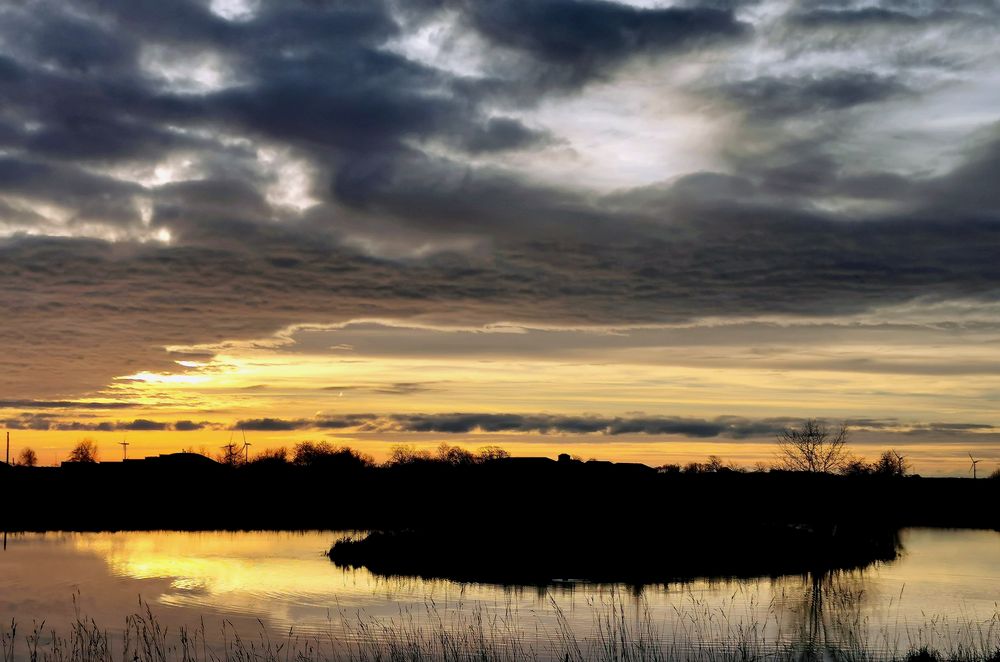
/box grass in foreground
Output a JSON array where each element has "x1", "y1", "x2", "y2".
[{"x1": 1, "y1": 590, "x2": 999, "y2": 662}]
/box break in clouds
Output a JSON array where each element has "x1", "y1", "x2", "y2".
[{"x1": 1, "y1": 0, "x2": 1000, "y2": 445}]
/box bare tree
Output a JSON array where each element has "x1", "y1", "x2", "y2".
[
  {"x1": 67, "y1": 439, "x2": 99, "y2": 463},
  {"x1": 776, "y1": 420, "x2": 850, "y2": 473},
  {"x1": 873, "y1": 449, "x2": 909, "y2": 477},
  {"x1": 17, "y1": 447, "x2": 38, "y2": 467},
  {"x1": 218, "y1": 443, "x2": 243, "y2": 467},
  {"x1": 476, "y1": 445, "x2": 510, "y2": 462},
  {"x1": 436, "y1": 443, "x2": 475, "y2": 465}
]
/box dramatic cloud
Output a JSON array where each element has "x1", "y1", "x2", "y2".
[
  {"x1": 226, "y1": 413, "x2": 1000, "y2": 441},
  {"x1": 1, "y1": 0, "x2": 999, "y2": 471},
  {"x1": 0, "y1": 414, "x2": 217, "y2": 432},
  {"x1": 0, "y1": 400, "x2": 138, "y2": 410}
]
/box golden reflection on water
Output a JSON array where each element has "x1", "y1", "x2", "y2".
[
  {"x1": 72, "y1": 531, "x2": 350, "y2": 599},
  {"x1": 0, "y1": 528, "x2": 997, "y2": 652}
]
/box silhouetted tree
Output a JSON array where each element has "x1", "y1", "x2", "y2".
[
  {"x1": 436, "y1": 443, "x2": 475, "y2": 465},
  {"x1": 293, "y1": 442, "x2": 373, "y2": 469},
  {"x1": 387, "y1": 445, "x2": 433, "y2": 466},
  {"x1": 67, "y1": 439, "x2": 99, "y2": 463},
  {"x1": 476, "y1": 445, "x2": 510, "y2": 462},
  {"x1": 705, "y1": 455, "x2": 725, "y2": 472},
  {"x1": 17, "y1": 447, "x2": 38, "y2": 467},
  {"x1": 218, "y1": 444, "x2": 242, "y2": 466},
  {"x1": 840, "y1": 457, "x2": 873, "y2": 477},
  {"x1": 251, "y1": 447, "x2": 289, "y2": 465},
  {"x1": 776, "y1": 420, "x2": 850, "y2": 473},
  {"x1": 872, "y1": 449, "x2": 909, "y2": 477}
]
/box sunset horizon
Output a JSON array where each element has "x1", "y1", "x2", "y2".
[{"x1": 3, "y1": 0, "x2": 1000, "y2": 477}]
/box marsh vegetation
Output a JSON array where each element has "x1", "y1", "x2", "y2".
[{"x1": 2, "y1": 587, "x2": 999, "y2": 662}]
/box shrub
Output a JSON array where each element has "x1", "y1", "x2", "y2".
[
  {"x1": 66, "y1": 439, "x2": 99, "y2": 463},
  {"x1": 16, "y1": 447, "x2": 38, "y2": 467},
  {"x1": 293, "y1": 442, "x2": 374, "y2": 469}
]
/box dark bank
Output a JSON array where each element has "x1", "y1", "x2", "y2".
[{"x1": 2, "y1": 445, "x2": 997, "y2": 585}]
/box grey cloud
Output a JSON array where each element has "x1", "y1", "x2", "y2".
[
  {"x1": 458, "y1": 117, "x2": 553, "y2": 154},
  {"x1": 173, "y1": 420, "x2": 208, "y2": 431},
  {"x1": 908, "y1": 422, "x2": 997, "y2": 433},
  {"x1": 208, "y1": 413, "x2": 999, "y2": 440},
  {"x1": 6, "y1": 411, "x2": 996, "y2": 441},
  {"x1": 233, "y1": 413, "x2": 789, "y2": 437},
  {"x1": 786, "y1": 4, "x2": 993, "y2": 29},
  {"x1": 0, "y1": 414, "x2": 214, "y2": 432},
  {"x1": 121, "y1": 418, "x2": 169, "y2": 431},
  {"x1": 0, "y1": 400, "x2": 138, "y2": 410},
  {"x1": 456, "y1": 0, "x2": 748, "y2": 92},
  {"x1": 233, "y1": 417, "x2": 307, "y2": 431},
  {"x1": 371, "y1": 382, "x2": 438, "y2": 396},
  {"x1": 716, "y1": 72, "x2": 910, "y2": 118},
  {"x1": 0, "y1": 0, "x2": 999, "y2": 411},
  {"x1": 1, "y1": 413, "x2": 60, "y2": 431},
  {"x1": 5, "y1": 180, "x2": 1000, "y2": 399}
]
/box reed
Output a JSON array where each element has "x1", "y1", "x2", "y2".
[{"x1": 2, "y1": 589, "x2": 998, "y2": 662}]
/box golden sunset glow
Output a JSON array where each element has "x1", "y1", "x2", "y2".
[{"x1": 2, "y1": 0, "x2": 999, "y2": 478}]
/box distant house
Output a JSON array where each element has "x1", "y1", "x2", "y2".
[
  {"x1": 611, "y1": 462, "x2": 657, "y2": 475},
  {"x1": 501, "y1": 456, "x2": 557, "y2": 468},
  {"x1": 61, "y1": 452, "x2": 220, "y2": 471},
  {"x1": 129, "y1": 452, "x2": 219, "y2": 468}
]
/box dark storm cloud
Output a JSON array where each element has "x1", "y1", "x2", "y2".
[
  {"x1": 0, "y1": 0, "x2": 554, "y2": 223},
  {"x1": 233, "y1": 417, "x2": 307, "y2": 432},
  {"x1": 454, "y1": 0, "x2": 748, "y2": 91},
  {"x1": 173, "y1": 420, "x2": 209, "y2": 431},
  {"x1": 0, "y1": 413, "x2": 61, "y2": 431},
  {"x1": 0, "y1": 400, "x2": 137, "y2": 410},
  {"x1": 786, "y1": 3, "x2": 997, "y2": 29},
  {"x1": 459, "y1": 117, "x2": 553, "y2": 154},
  {"x1": 7, "y1": 411, "x2": 997, "y2": 442},
  {"x1": 0, "y1": 414, "x2": 215, "y2": 432},
  {"x1": 0, "y1": 157, "x2": 143, "y2": 227},
  {"x1": 0, "y1": 0, "x2": 999, "y2": 403},
  {"x1": 236, "y1": 413, "x2": 795, "y2": 437},
  {"x1": 208, "y1": 413, "x2": 1000, "y2": 440},
  {"x1": 370, "y1": 413, "x2": 798, "y2": 437},
  {"x1": 120, "y1": 418, "x2": 169, "y2": 431},
  {"x1": 716, "y1": 72, "x2": 910, "y2": 118},
  {"x1": 6, "y1": 156, "x2": 1000, "y2": 398}
]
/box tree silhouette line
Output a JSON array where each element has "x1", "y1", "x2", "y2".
[{"x1": 8, "y1": 420, "x2": 999, "y2": 478}]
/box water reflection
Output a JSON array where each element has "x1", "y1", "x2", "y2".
[{"x1": 0, "y1": 529, "x2": 997, "y2": 655}]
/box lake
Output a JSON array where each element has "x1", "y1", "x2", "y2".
[{"x1": 1, "y1": 528, "x2": 998, "y2": 660}]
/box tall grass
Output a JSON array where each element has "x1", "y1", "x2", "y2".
[{"x1": 2, "y1": 589, "x2": 998, "y2": 662}]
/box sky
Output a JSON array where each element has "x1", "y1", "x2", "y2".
[{"x1": 1, "y1": 0, "x2": 1000, "y2": 474}]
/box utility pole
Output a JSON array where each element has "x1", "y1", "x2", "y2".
[{"x1": 119, "y1": 440, "x2": 130, "y2": 461}]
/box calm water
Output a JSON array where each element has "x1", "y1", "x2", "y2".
[{"x1": 1, "y1": 529, "x2": 998, "y2": 657}]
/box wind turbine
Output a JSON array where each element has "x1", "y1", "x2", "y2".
[
  {"x1": 241, "y1": 427, "x2": 251, "y2": 464},
  {"x1": 119, "y1": 439, "x2": 130, "y2": 461},
  {"x1": 221, "y1": 431, "x2": 238, "y2": 464},
  {"x1": 969, "y1": 452, "x2": 981, "y2": 479}
]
